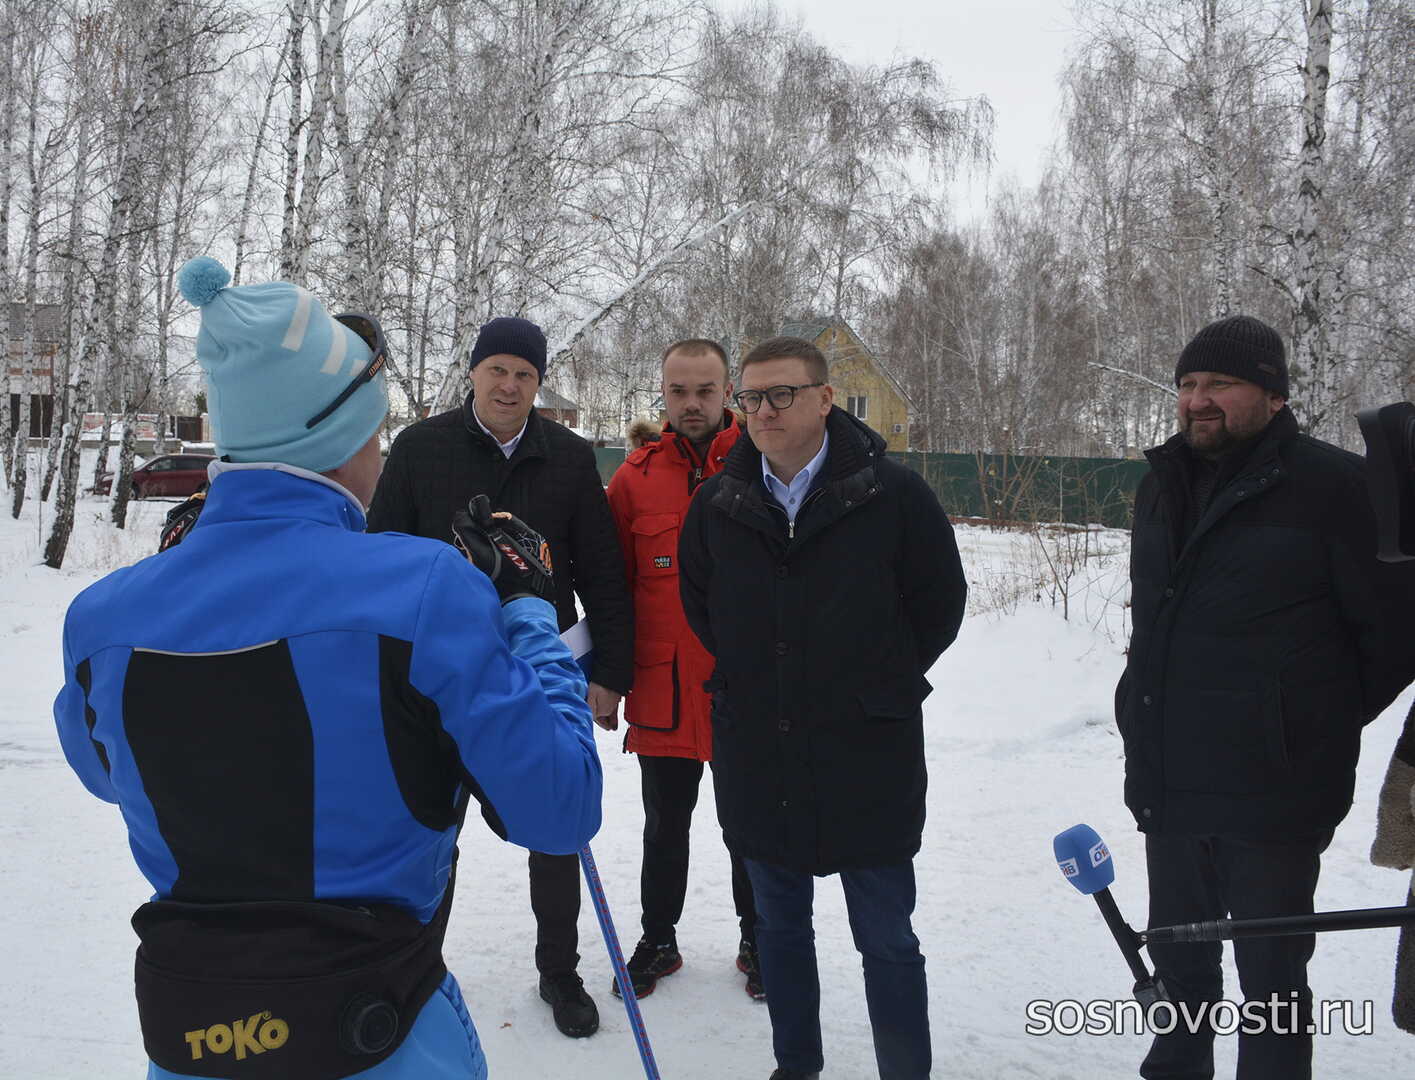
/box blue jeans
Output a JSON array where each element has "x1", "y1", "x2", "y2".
[{"x1": 744, "y1": 858, "x2": 930, "y2": 1078}]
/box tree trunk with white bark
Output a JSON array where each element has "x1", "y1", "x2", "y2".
[
  {"x1": 291, "y1": 0, "x2": 345, "y2": 285},
  {"x1": 233, "y1": 48, "x2": 285, "y2": 286},
  {"x1": 1292, "y1": 0, "x2": 1335, "y2": 433},
  {"x1": 41, "y1": 47, "x2": 93, "y2": 504},
  {"x1": 11, "y1": 35, "x2": 49, "y2": 518},
  {"x1": 48, "y1": 0, "x2": 176, "y2": 567},
  {"x1": 0, "y1": 20, "x2": 16, "y2": 485},
  {"x1": 278, "y1": 0, "x2": 308, "y2": 281}
]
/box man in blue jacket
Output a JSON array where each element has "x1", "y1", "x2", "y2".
[{"x1": 53, "y1": 256, "x2": 602, "y2": 1080}]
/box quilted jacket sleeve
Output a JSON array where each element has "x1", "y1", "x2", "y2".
[{"x1": 366, "y1": 427, "x2": 419, "y2": 535}]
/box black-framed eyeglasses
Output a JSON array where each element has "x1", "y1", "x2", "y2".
[
  {"x1": 733, "y1": 382, "x2": 824, "y2": 414},
  {"x1": 305, "y1": 312, "x2": 389, "y2": 429}
]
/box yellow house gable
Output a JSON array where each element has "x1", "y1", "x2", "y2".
[{"x1": 790, "y1": 321, "x2": 910, "y2": 452}]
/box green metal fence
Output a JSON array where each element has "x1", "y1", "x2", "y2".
[
  {"x1": 593, "y1": 446, "x2": 1149, "y2": 529},
  {"x1": 593, "y1": 447, "x2": 627, "y2": 487},
  {"x1": 885, "y1": 451, "x2": 1148, "y2": 529}
]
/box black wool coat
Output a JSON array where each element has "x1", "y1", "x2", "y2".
[
  {"x1": 366, "y1": 394, "x2": 633, "y2": 694},
  {"x1": 679, "y1": 407, "x2": 967, "y2": 874},
  {"x1": 1118, "y1": 406, "x2": 1415, "y2": 838}
]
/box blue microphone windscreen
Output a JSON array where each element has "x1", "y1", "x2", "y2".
[{"x1": 1054, "y1": 823, "x2": 1115, "y2": 895}]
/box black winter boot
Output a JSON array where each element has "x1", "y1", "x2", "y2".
[
  {"x1": 610, "y1": 938, "x2": 683, "y2": 998},
  {"x1": 538, "y1": 970, "x2": 599, "y2": 1037},
  {"x1": 737, "y1": 937, "x2": 766, "y2": 1000}
]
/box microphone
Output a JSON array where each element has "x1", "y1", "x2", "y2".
[
  {"x1": 1142, "y1": 904, "x2": 1415, "y2": 944},
  {"x1": 1054, "y1": 824, "x2": 1167, "y2": 1004}
]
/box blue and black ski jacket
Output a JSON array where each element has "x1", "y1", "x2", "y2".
[{"x1": 54, "y1": 465, "x2": 602, "y2": 921}]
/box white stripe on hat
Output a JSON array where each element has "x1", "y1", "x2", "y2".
[
  {"x1": 281, "y1": 287, "x2": 314, "y2": 351},
  {"x1": 320, "y1": 313, "x2": 348, "y2": 375}
]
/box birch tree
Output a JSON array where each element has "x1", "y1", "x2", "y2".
[
  {"x1": 232, "y1": 41, "x2": 286, "y2": 285},
  {"x1": 427, "y1": 0, "x2": 693, "y2": 413},
  {"x1": 40, "y1": 3, "x2": 97, "y2": 503},
  {"x1": 108, "y1": 208, "x2": 150, "y2": 527},
  {"x1": 302, "y1": 0, "x2": 346, "y2": 283},
  {"x1": 0, "y1": 13, "x2": 17, "y2": 484},
  {"x1": 47, "y1": 0, "x2": 240, "y2": 566},
  {"x1": 11, "y1": 12, "x2": 60, "y2": 518},
  {"x1": 663, "y1": 7, "x2": 991, "y2": 361},
  {"x1": 277, "y1": 0, "x2": 308, "y2": 280},
  {"x1": 1289, "y1": 0, "x2": 1335, "y2": 430}
]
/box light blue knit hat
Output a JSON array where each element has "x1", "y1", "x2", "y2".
[{"x1": 178, "y1": 256, "x2": 388, "y2": 472}]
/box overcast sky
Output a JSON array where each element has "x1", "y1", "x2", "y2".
[{"x1": 724, "y1": 0, "x2": 1083, "y2": 219}]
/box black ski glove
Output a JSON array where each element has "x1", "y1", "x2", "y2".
[
  {"x1": 157, "y1": 487, "x2": 209, "y2": 552},
  {"x1": 451, "y1": 494, "x2": 555, "y2": 606}
]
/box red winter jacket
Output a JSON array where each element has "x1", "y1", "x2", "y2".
[{"x1": 607, "y1": 416, "x2": 743, "y2": 759}]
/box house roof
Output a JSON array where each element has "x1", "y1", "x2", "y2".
[
  {"x1": 535, "y1": 385, "x2": 578, "y2": 411},
  {"x1": 6, "y1": 302, "x2": 63, "y2": 344},
  {"x1": 775, "y1": 315, "x2": 914, "y2": 409},
  {"x1": 779, "y1": 319, "x2": 834, "y2": 343}
]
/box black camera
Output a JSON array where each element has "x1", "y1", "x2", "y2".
[{"x1": 1358, "y1": 403, "x2": 1415, "y2": 562}]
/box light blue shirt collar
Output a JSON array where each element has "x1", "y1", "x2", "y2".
[
  {"x1": 471, "y1": 401, "x2": 528, "y2": 460},
  {"x1": 762, "y1": 430, "x2": 830, "y2": 525}
]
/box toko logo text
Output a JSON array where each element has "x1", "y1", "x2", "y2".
[{"x1": 184, "y1": 1012, "x2": 289, "y2": 1061}]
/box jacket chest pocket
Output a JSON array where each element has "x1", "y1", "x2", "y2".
[{"x1": 632, "y1": 513, "x2": 681, "y2": 576}]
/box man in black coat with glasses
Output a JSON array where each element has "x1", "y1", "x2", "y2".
[{"x1": 679, "y1": 335, "x2": 967, "y2": 1080}]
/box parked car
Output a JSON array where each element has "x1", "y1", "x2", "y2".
[{"x1": 95, "y1": 453, "x2": 215, "y2": 498}]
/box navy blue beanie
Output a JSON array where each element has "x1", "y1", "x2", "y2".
[
  {"x1": 1175, "y1": 314, "x2": 1289, "y2": 398},
  {"x1": 470, "y1": 317, "x2": 547, "y2": 381}
]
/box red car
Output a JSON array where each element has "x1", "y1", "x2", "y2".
[{"x1": 97, "y1": 453, "x2": 215, "y2": 498}]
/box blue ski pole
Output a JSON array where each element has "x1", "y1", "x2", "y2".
[
  {"x1": 560, "y1": 620, "x2": 660, "y2": 1077},
  {"x1": 580, "y1": 843, "x2": 662, "y2": 1080}
]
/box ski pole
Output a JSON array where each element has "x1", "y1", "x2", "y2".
[
  {"x1": 558, "y1": 622, "x2": 659, "y2": 1075},
  {"x1": 579, "y1": 843, "x2": 662, "y2": 1080}
]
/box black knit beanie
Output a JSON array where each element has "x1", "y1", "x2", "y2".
[
  {"x1": 470, "y1": 316, "x2": 547, "y2": 381},
  {"x1": 1174, "y1": 314, "x2": 1288, "y2": 398}
]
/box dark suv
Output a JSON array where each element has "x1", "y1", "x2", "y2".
[{"x1": 97, "y1": 454, "x2": 215, "y2": 498}]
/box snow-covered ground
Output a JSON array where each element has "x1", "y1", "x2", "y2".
[{"x1": 2, "y1": 465, "x2": 1412, "y2": 1079}]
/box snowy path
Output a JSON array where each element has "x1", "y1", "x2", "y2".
[{"x1": 2, "y1": 495, "x2": 1411, "y2": 1078}]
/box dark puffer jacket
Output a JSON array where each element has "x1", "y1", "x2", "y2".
[
  {"x1": 1118, "y1": 406, "x2": 1415, "y2": 838},
  {"x1": 367, "y1": 394, "x2": 632, "y2": 694},
  {"x1": 679, "y1": 407, "x2": 967, "y2": 874}
]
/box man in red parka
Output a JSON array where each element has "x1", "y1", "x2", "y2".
[{"x1": 606, "y1": 337, "x2": 761, "y2": 1001}]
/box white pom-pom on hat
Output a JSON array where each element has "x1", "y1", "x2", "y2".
[{"x1": 177, "y1": 256, "x2": 231, "y2": 307}]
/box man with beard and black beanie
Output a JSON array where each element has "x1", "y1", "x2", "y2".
[{"x1": 1115, "y1": 313, "x2": 1415, "y2": 1080}]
